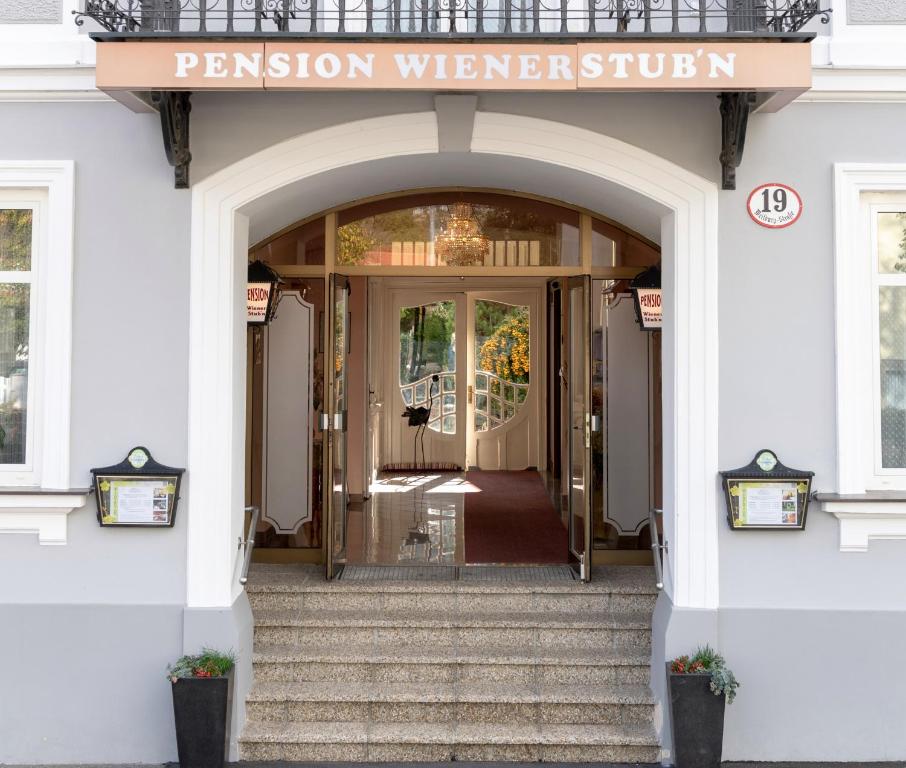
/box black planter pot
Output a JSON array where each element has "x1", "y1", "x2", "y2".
[
  {"x1": 171, "y1": 670, "x2": 234, "y2": 768},
  {"x1": 667, "y1": 665, "x2": 726, "y2": 768}
]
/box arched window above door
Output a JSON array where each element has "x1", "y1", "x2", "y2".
[{"x1": 337, "y1": 192, "x2": 581, "y2": 268}]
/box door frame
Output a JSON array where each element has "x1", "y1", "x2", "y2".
[
  {"x1": 324, "y1": 273, "x2": 351, "y2": 580},
  {"x1": 565, "y1": 275, "x2": 594, "y2": 581}
]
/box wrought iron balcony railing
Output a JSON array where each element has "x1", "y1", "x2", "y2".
[{"x1": 76, "y1": 0, "x2": 831, "y2": 38}]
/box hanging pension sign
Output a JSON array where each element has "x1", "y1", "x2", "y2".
[
  {"x1": 632, "y1": 288, "x2": 662, "y2": 330},
  {"x1": 247, "y1": 283, "x2": 272, "y2": 323},
  {"x1": 747, "y1": 183, "x2": 803, "y2": 229}
]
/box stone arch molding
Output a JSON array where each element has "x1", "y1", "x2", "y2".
[{"x1": 187, "y1": 110, "x2": 720, "y2": 611}]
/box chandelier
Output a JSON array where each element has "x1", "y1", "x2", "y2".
[{"x1": 434, "y1": 203, "x2": 489, "y2": 267}]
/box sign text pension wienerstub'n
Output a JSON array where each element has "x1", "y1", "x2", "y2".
[{"x1": 95, "y1": 42, "x2": 811, "y2": 94}]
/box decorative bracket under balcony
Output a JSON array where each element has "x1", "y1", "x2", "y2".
[
  {"x1": 719, "y1": 91, "x2": 756, "y2": 191},
  {"x1": 150, "y1": 91, "x2": 192, "y2": 189}
]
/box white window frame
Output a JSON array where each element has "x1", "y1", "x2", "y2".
[
  {"x1": 868, "y1": 201, "x2": 906, "y2": 481},
  {"x1": 833, "y1": 164, "x2": 906, "y2": 495},
  {"x1": 0, "y1": 191, "x2": 42, "y2": 482},
  {"x1": 0, "y1": 162, "x2": 84, "y2": 546}
]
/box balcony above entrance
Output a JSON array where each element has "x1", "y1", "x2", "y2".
[
  {"x1": 77, "y1": 1, "x2": 830, "y2": 191},
  {"x1": 76, "y1": 0, "x2": 830, "y2": 39}
]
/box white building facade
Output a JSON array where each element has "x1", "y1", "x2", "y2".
[{"x1": 0, "y1": 0, "x2": 905, "y2": 763}]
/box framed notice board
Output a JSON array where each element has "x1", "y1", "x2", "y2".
[
  {"x1": 721, "y1": 449, "x2": 813, "y2": 531},
  {"x1": 91, "y1": 447, "x2": 185, "y2": 528}
]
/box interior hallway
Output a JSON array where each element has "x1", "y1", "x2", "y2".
[{"x1": 345, "y1": 470, "x2": 567, "y2": 565}]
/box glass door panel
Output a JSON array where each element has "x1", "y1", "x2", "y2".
[
  {"x1": 326, "y1": 274, "x2": 350, "y2": 579},
  {"x1": 567, "y1": 276, "x2": 593, "y2": 580},
  {"x1": 399, "y1": 300, "x2": 458, "y2": 438},
  {"x1": 389, "y1": 292, "x2": 466, "y2": 471},
  {"x1": 471, "y1": 299, "x2": 530, "y2": 434},
  {"x1": 465, "y1": 292, "x2": 538, "y2": 471}
]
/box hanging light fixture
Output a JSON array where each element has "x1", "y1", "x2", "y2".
[{"x1": 434, "y1": 203, "x2": 489, "y2": 267}]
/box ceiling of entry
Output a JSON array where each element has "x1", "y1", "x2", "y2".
[{"x1": 240, "y1": 152, "x2": 669, "y2": 246}]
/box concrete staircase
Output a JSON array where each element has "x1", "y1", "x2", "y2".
[{"x1": 240, "y1": 565, "x2": 660, "y2": 762}]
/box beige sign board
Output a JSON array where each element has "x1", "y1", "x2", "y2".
[{"x1": 95, "y1": 41, "x2": 811, "y2": 94}]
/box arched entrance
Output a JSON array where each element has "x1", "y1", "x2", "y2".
[
  {"x1": 246, "y1": 187, "x2": 665, "y2": 576},
  {"x1": 185, "y1": 110, "x2": 719, "y2": 610}
]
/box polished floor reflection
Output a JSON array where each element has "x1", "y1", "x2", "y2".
[
  {"x1": 346, "y1": 473, "x2": 477, "y2": 565},
  {"x1": 344, "y1": 471, "x2": 567, "y2": 565}
]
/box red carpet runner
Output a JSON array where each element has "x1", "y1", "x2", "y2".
[{"x1": 463, "y1": 470, "x2": 568, "y2": 564}]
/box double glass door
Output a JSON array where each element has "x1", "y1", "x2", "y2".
[
  {"x1": 388, "y1": 290, "x2": 537, "y2": 473},
  {"x1": 324, "y1": 276, "x2": 592, "y2": 580}
]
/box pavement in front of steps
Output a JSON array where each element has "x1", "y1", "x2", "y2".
[{"x1": 9, "y1": 761, "x2": 906, "y2": 767}]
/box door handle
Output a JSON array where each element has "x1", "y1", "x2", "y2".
[{"x1": 467, "y1": 385, "x2": 473, "y2": 404}]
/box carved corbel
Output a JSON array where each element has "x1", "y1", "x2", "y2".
[
  {"x1": 150, "y1": 91, "x2": 192, "y2": 189},
  {"x1": 719, "y1": 92, "x2": 756, "y2": 191}
]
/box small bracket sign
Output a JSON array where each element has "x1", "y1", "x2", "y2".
[
  {"x1": 91, "y1": 447, "x2": 185, "y2": 528},
  {"x1": 721, "y1": 449, "x2": 814, "y2": 530},
  {"x1": 747, "y1": 183, "x2": 803, "y2": 229},
  {"x1": 630, "y1": 265, "x2": 662, "y2": 331}
]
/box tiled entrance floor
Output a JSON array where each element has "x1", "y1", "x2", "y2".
[{"x1": 345, "y1": 473, "x2": 475, "y2": 565}]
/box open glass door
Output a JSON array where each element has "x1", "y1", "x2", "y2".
[
  {"x1": 325, "y1": 274, "x2": 350, "y2": 579},
  {"x1": 566, "y1": 275, "x2": 594, "y2": 581}
]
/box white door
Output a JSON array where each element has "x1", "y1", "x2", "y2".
[
  {"x1": 385, "y1": 291, "x2": 467, "y2": 470},
  {"x1": 465, "y1": 291, "x2": 540, "y2": 470}
]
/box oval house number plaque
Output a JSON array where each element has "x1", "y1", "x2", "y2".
[{"x1": 747, "y1": 183, "x2": 803, "y2": 229}]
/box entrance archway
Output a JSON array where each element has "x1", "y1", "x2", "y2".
[{"x1": 186, "y1": 111, "x2": 719, "y2": 613}]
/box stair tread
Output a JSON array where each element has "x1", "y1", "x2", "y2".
[
  {"x1": 246, "y1": 564, "x2": 658, "y2": 595},
  {"x1": 247, "y1": 679, "x2": 654, "y2": 705},
  {"x1": 240, "y1": 720, "x2": 659, "y2": 746},
  {"x1": 254, "y1": 608, "x2": 653, "y2": 628},
  {"x1": 253, "y1": 642, "x2": 652, "y2": 666}
]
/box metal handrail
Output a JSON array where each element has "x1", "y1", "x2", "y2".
[
  {"x1": 237, "y1": 505, "x2": 259, "y2": 586},
  {"x1": 649, "y1": 506, "x2": 665, "y2": 591}
]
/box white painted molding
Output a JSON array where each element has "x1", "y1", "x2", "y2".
[
  {"x1": 798, "y1": 67, "x2": 906, "y2": 104},
  {"x1": 833, "y1": 164, "x2": 906, "y2": 495},
  {"x1": 0, "y1": 161, "x2": 75, "y2": 491},
  {"x1": 188, "y1": 114, "x2": 440, "y2": 609},
  {"x1": 0, "y1": 67, "x2": 108, "y2": 103},
  {"x1": 189, "y1": 111, "x2": 720, "y2": 610},
  {"x1": 821, "y1": 501, "x2": 906, "y2": 552},
  {"x1": 0, "y1": 492, "x2": 89, "y2": 545}
]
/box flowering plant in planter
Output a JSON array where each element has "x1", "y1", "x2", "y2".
[
  {"x1": 670, "y1": 645, "x2": 739, "y2": 703},
  {"x1": 167, "y1": 648, "x2": 236, "y2": 682},
  {"x1": 167, "y1": 648, "x2": 236, "y2": 768},
  {"x1": 667, "y1": 646, "x2": 739, "y2": 768}
]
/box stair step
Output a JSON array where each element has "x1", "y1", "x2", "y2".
[
  {"x1": 246, "y1": 564, "x2": 658, "y2": 595},
  {"x1": 253, "y1": 608, "x2": 653, "y2": 628},
  {"x1": 253, "y1": 642, "x2": 651, "y2": 684},
  {"x1": 245, "y1": 680, "x2": 654, "y2": 725},
  {"x1": 239, "y1": 720, "x2": 660, "y2": 762},
  {"x1": 253, "y1": 642, "x2": 651, "y2": 666},
  {"x1": 249, "y1": 590, "x2": 656, "y2": 613},
  {"x1": 246, "y1": 565, "x2": 657, "y2": 612},
  {"x1": 253, "y1": 609, "x2": 651, "y2": 650}
]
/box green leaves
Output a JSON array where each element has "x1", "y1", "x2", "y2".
[
  {"x1": 167, "y1": 648, "x2": 236, "y2": 681},
  {"x1": 670, "y1": 644, "x2": 740, "y2": 704}
]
